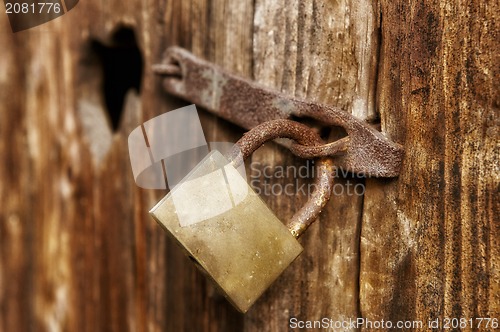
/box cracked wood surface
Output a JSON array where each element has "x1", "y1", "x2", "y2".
[{"x1": 0, "y1": 0, "x2": 497, "y2": 331}]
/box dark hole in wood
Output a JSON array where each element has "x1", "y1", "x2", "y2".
[{"x1": 91, "y1": 27, "x2": 143, "y2": 131}]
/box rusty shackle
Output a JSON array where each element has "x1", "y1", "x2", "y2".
[{"x1": 227, "y1": 119, "x2": 335, "y2": 238}]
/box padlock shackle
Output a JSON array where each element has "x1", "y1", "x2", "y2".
[{"x1": 227, "y1": 120, "x2": 335, "y2": 238}]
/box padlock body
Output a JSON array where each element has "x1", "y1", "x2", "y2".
[{"x1": 150, "y1": 150, "x2": 303, "y2": 312}]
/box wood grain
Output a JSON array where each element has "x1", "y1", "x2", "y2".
[
  {"x1": 246, "y1": 1, "x2": 375, "y2": 330},
  {"x1": 360, "y1": 0, "x2": 499, "y2": 329},
  {"x1": 0, "y1": 0, "x2": 497, "y2": 331}
]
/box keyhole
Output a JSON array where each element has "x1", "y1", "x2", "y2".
[{"x1": 91, "y1": 27, "x2": 144, "y2": 131}]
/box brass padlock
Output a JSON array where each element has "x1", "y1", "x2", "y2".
[{"x1": 150, "y1": 120, "x2": 334, "y2": 312}]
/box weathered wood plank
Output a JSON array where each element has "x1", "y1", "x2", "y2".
[
  {"x1": 0, "y1": 0, "x2": 381, "y2": 329},
  {"x1": 0, "y1": 16, "x2": 34, "y2": 332},
  {"x1": 360, "y1": 0, "x2": 499, "y2": 329},
  {"x1": 245, "y1": 1, "x2": 377, "y2": 330}
]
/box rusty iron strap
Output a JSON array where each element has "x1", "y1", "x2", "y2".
[
  {"x1": 153, "y1": 46, "x2": 404, "y2": 177},
  {"x1": 227, "y1": 119, "x2": 334, "y2": 238}
]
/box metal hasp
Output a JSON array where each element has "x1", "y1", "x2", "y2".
[{"x1": 153, "y1": 46, "x2": 404, "y2": 177}]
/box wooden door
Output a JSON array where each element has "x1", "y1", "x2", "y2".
[{"x1": 0, "y1": 0, "x2": 497, "y2": 331}]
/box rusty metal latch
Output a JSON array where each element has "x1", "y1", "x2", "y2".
[{"x1": 153, "y1": 46, "x2": 404, "y2": 177}]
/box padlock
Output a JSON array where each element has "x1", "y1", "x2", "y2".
[{"x1": 149, "y1": 119, "x2": 334, "y2": 313}]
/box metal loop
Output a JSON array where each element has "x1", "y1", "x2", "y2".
[
  {"x1": 287, "y1": 136, "x2": 349, "y2": 158},
  {"x1": 152, "y1": 63, "x2": 182, "y2": 76},
  {"x1": 227, "y1": 119, "x2": 335, "y2": 238}
]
